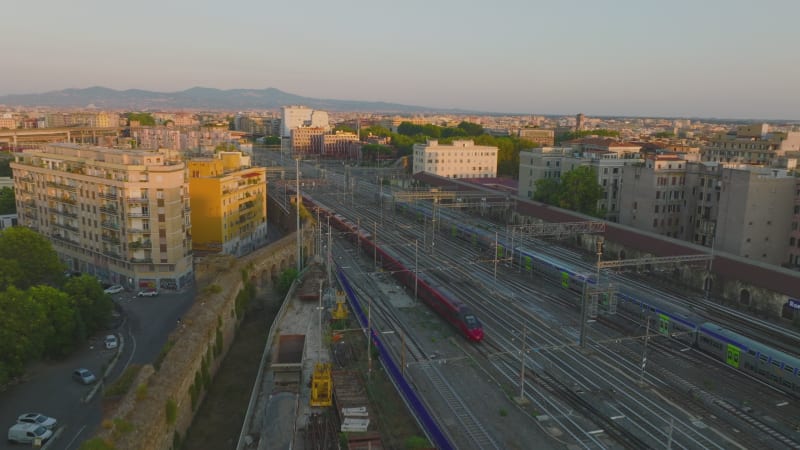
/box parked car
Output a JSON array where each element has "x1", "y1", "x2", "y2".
[
  {"x1": 7, "y1": 423, "x2": 53, "y2": 444},
  {"x1": 137, "y1": 289, "x2": 158, "y2": 297},
  {"x1": 72, "y1": 368, "x2": 96, "y2": 385},
  {"x1": 16, "y1": 413, "x2": 57, "y2": 430},
  {"x1": 104, "y1": 284, "x2": 124, "y2": 294},
  {"x1": 104, "y1": 334, "x2": 118, "y2": 349}
]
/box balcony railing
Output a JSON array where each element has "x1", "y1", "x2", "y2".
[
  {"x1": 46, "y1": 181, "x2": 77, "y2": 191},
  {"x1": 101, "y1": 221, "x2": 120, "y2": 230},
  {"x1": 52, "y1": 234, "x2": 80, "y2": 246},
  {"x1": 99, "y1": 191, "x2": 118, "y2": 200},
  {"x1": 127, "y1": 212, "x2": 150, "y2": 218},
  {"x1": 102, "y1": 235, "x2": 120, "y2": 245},
  {"x1": 49, "y1": 195, "x2": 77, "y2": 205},
  {"x1": 127, "y1": 197, "x2": 149, "y2": 203},
  {"x1": 50, "y1": 207, "x2": 78, "y2": 218},
  {"x1": 130, "y1": 257, "x2": 153, "y2": 264},
  {"x1": 127, "y1": 227, "x2": 150, "y2": 234},
  {"x1": 129, "y1": 240, "x2": 152, "y2": 249},
  {"x1": 103, "y1": 250, "x2": 123, "y2": 260},
  {"x1": 23, "y1": 211, "x2": 37, "y2": 220},
  {"x1": 18, "y1": 175, "x2": 34, "y2": 183},
  {"x1": 53, "y1": 222, "x2": 79, "y2": 232},
  {"x1": 100, "y1": 206, "x2": 117, "y2": 215}
]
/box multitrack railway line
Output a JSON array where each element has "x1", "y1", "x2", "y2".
[{"x1": 301, "y1": 169, "x2": 800, "y2": 449}]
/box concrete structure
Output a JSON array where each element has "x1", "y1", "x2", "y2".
[
  {"x1": 576, "y1": 113, "x2": 585, "y2": 131},
  {"x1": 188, "y1": 152, "x2": 267, "y2": 256},
  {"x1": 517, "y1": 128, "x2": 555, "y2": 146},
  {"x1": 10, "y1": 143, "x2": 193, "y2": 290},
  {"x1": 291, "y1": 127, "x2": 326, "y2": 154},
  {"x1": 281, "y1": 106, "x2": 329, "y2": 137},
  {"x1": 314, "y1": 131, "x2": 360, "y2": 158},
  {"x1": 619, "y1": 154, "x2": 689, "y2": 239},
  {"x1": 0, "y1": 213, "x2": 17, "y2": 230},
  {"x1": 702, "y1": 123, "x2": 800, "y2": 166},
  {"x1": 789, "y1": 178, "x2": 800, "y2": 269},
  {"x1": 714, "y1": 167, "x2": 796, "y2": 266},
  {"x1": 412, "y1": 140, "x2": 497, "y2": 179},
  {"x1": 519, "y1": 146, "x2": 641, "y2": 222}
]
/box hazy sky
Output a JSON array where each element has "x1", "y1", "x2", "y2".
[{"x1": 2, "y1": 0, "x2": 799, "y2": 119}]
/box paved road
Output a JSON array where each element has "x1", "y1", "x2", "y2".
[{"x1": 0, "y1": 287, "x2": 196, "y2": 450}]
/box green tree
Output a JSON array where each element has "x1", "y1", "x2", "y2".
[
  {"x1": 0, "y1": 158, "x2": 11, "y2": 177},
  {"x1": 276, "y1": 268, "x2": 298, "y2": 296},
  {"x1": 28, "y1": 285, "x2": 78, "y2": 358},
  {"x1": 261, "y1": 136, "x2": 281, "y2": 145},
  {"x1": 0, "y1": 227, "x2": 64, "y2": 289},
  {"x1": 0, "y1": 258, "x2": 22, "y2": 290},
  {"x1": 333, "y1": 124, "x2": 356, "y2": 134},
  {"x1": 557, "y1": 129, "x2": 620, "y2": 143},
  {"x1": 214, "y1": 143, "x2": 238, "y2": 153},
  {"x1": 63, "y1": 275, "x2": 113, "y2": 337},
  {"x1": 125, "y1": 112, "x2": 156, "y2": 126},
  {"x1": 0, "y1": 286, "x2": 49, "y2": 384},
  {"x1": 532, "y1": 178, "x2": 561, "y2": 205},
  {"x1": 360, "y1": 125, "x2": 392, "y2": 140},
  {"x1": 457, "y1": 121, "x2": 484, "y2": 136},
  {"x1": 397, "y1": 122, "x2": 424, "y2": 136},
  {"x1": 558, "y1": 166, "x2": 604, "y2": 216},
  {"x1": 0, "y1": 187, "x2": 16, "y2": 214},
  {"x1": 441, "y1": 127, "x2": 468, "y2": 138},
  {"x1": 421, "y1": 124, "x2": 441, "y2": 138}
]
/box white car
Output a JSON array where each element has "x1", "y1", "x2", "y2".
[
  {"x1": 104, "y1": 284, "x2": 124, "y2": 294},
  {"x1": 16, "y1": 413, "x2": 57, "y2": 429},
  {"x1": 104, "y1": 334, "x2": 118, "y2": 349},
  {"x1": 137, "y1": 289, "x2": 159, "y2": 297},
  {"x1": 7, "y1": 423, "x2": 53, "y2": 444}
]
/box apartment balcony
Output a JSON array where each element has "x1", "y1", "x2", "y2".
[
  {"x1": 100, "y1": 205, "x2": 117, "y2": 215},
  {"x1": 127, "y1": 227, "x2": 150, "y2": 234},
  {"x1": 127, "y1": 212, "x2": 150, "y2": 218},
  {"x1": 129, "y1": 240, "x2": 152, "y2": 249},
  {"x1": 23, "y1": 211, "x2": 38, "y2": 220},
  {"x1": 23, "y1": 199, "x2": 36, "y2": 207},
  {"x1": 46, "y1": 181, "x2": 77, "y2": 191},
  {"x1": 52, "y1": 234, "x2": 80, "y2": 246},
  {"x1": 102, "y1": 234, "x2": 121, "y2": 245},
  {"x1": 53, "y1": 222, "x2": 79, "y2": 232},
  {"x1": 49, "y1": 195, "x2": 77, "y2": 205},
  {"x1": 130, "y1": 257, "x2": 153, "y2": 264},
  {"x1": 127, "y1": 197, "x2": 149, "y2": 204},
  {"x1": 101, "y1": 221, "x2": 120, "y2": 230},
  {"x1": 103, "y1": 250, "x2": 123, "y2": 260},
  {"x1": 99, "y1": 191, "x2": 118, "y2": 200},
  {"x1": 17, "y1": 175, "x2": 34, "y2": 183},
  {"x1": 49, "y1": 207, "x2": 78, "y2": 218}
]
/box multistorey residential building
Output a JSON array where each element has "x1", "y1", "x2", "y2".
[
  {"x1": 281, "y1": 106, "x2": 329, "y2": 137},
  {"x1": 618, "y1": 154, "x2": 689, "y2": 239},
  {"x1": 517, "y1": 128, "x2": 555, "y2": 146},
  {"x1": 291, "y1": 127, "x2": 325, "y2": 154},
  {"x1": 789, "y1": 179, "x2": 800, "y2": 268},
  {"x1": 130, "y1": 126, "x2": 235, "y2": 152},
  {"x1": 188, "y1": 152, "x2": 267, "y2": 256},
  {"x1": 234, "y1": 114, "x2": 281, "y2": 136},
  {"x1": 519, "y1": 146, "x2": 640, "y2": 222},
  {"x1": 701, "y1": 123, "x2": 800, "y2": 165},
  {"x1": 412, "y1": 140, "x2": 497, "y2": 179},
  {"x1": 11, "y1": 143, "x2": 193, "y2": 290},
  {"x1": 713, "y1": 168, "x2": 796, "y2": 266},
  {"x1": 313, "y1": 131, "x2": 360, "y2": 158}
]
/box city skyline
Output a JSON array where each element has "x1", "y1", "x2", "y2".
[{"x1": 2, "y1": 0, "x2": 799, "y2": 120}]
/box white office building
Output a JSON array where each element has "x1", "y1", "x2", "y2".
[
  {"x1": 280, "y1": 106, "x2": 329, "y2": 137},
  {"x1": 412, "y1": 140, "x2": 497, "y2": 179}
]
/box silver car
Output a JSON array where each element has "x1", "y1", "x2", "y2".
[
  {"x1": 17, "y1": 413, "x2": 57, "y2": 429},
  {"x1": 72, "y1": 368, "x2": 96, "y2": 385}
]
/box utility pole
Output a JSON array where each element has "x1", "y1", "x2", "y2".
[
  {"x1": 367, "y1": 295, "x2": 372, "y2": 381},
  {"x1": 318, "y1": 280, "x2": 324, "y2": 361},
  {"x1": 327, "y1": 217, "x2": 332, "y2": 288},
  {"x1": 518, "y1": 325, "x2": 528, "y2": 403},
  {"x1": 640, "y1": 317, "x2": 651, "y2": 385},
  {"x1": 295, "y1": 158, "x2": 301, "y2": 272},
  {"x1": 579, "y1": 280, "x2": 588, "y2": 348},
  {"x1": 373, "y1": 221, "x2": 377, "y2": 272},
  {"x1": 414, "y1": 239, "x2": 418, "y2": 303},
  {"x1": 494, "y1": 231, "x2": 499, "y2": 284}
]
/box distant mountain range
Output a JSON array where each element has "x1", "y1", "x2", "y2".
[{"x1": 0, "y1": 86, "x2": 460, "y2": 113}]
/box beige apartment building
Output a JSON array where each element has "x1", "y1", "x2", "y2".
[
  {"x1": 519, "y1": 146, "x2": 641, "y2": 222},
  {"x1": 618, "y1": 154, "x2": 689, "y2": 239},
  {"x1": 517, "y1": 128, "x2": 555, "y2": 146},
  {"x1": 701, "y1": 123, "x2": 800, "y2": 165},
  {"x1": 11, "y1": 143, "x2": 193, "y2": 291},
  {"x1": 412, "y1": 140, "x2": 497, "y2": 179}
]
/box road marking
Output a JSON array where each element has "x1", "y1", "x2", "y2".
[{"x1": 63, "y1": 424, "x2": 86, "y2": 450}]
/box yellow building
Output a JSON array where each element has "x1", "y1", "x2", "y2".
[
  {"x1": 188, "y1": 152, "x2": 267, "y2": 256},
  {"x1": 11, "y1": 143, "x2": 193, "y2": 290}
]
